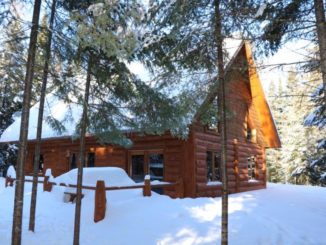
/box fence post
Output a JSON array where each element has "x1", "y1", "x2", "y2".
[
  {"x1": 94, "y1": 180, "x2": 106, "y2": 223},
  {"x1": 143, "y1": 175, "x2": 151, "y2": 197},
  {"x1": 5, "y1": 176, "x2": 14, "y2": 187},
  {"x1": 43, "y1": 176, "x2": 53, "y2": 192},
  {"x1": 175, "y1": 178, "x2": 184, "y2": 198}
]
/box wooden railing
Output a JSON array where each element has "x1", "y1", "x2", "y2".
[{"x1": 4, "y1": 174, "x2": 184, "y2": 223}]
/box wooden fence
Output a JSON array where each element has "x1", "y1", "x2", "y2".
[{"x1": 4, "y1": 174, "x2": 184, "y2": 222}]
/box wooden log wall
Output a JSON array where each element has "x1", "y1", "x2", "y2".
[
  {"x1": 224, "y1": 50, "x2": 266, "y2": 147},
  {"x1": 192, "y1": 124, "x2": 266, "y2": 197},
  {"x1": 25, "y1": 133, "x2": 187, "y2": 198}
]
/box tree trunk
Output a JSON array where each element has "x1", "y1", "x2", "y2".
[
  {"x1": 73, "y1": 55, "x2": 92, "y2": 245},
  {"x1": 214, "y1": 0, "x2": 228, "y2": 244},
  {"x1": 314, "y1": 0, "x2": 326, "y2": 102},
  {"x1": 11, "y1": 0, "x2": 42, "y2": 244},
  {"x1": 28, "y1": 0, "x2": 56, "y2": 232}
]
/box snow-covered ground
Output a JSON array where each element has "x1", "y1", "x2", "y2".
[{"x1": 1, "y1": 179, "x2": 325, "y2": 245}]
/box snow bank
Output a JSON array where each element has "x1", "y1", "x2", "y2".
[
  {"x1": 53, "y1": 167, "x2": 135, "y2": 187},
  {"x1": 1, "y1": 180, "x2": 326, "y2": 244}
]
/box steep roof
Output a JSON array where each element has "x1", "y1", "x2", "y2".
[
  {"x1": 194, "y1": 41, "x2": 281, "y2": 148},
  {"x1": 244, "y1": 42, "x2": 281, "y2": 148}
]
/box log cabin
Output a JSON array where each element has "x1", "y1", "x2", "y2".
[{"x1": 0, "y1": 41, "x2": 281, "y2": 198}]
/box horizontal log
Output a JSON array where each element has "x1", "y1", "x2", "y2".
[
  {"x1": 195, "y1": 145, "x2": 207, "y2": 152},
  {"x1": 196, "y1": 175, "x2": 207, "y2": 183},
  {"x1": 227, "y1": 175, "x2": 236, "y2": 181},
  {"x1": 194, "y1": 132, "x2": 220, "y2": 143},
  {"x1": 165, "y1": 160, "x2": 181, "y2": 166},
  {"x1": 196, "y1": 160, "x2": 206, "y2": 168},
  {"x1": 197, "y1": 183, "x2": 222, "y2": 191},
  {"x1": 196, "y1": 167, "x2": 207, "y2": 176}
]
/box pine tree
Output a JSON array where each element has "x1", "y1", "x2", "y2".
[
  {"x1": 56, "y1": 2, "x2": 193, "y2": 243},
  {"x1": 0, "y1": 18, "x2": 26, "y2": 170},
  {"x1": 214, "y1": 1, "x2": 229, "y2": 243},
  {"x1": 141, "y1": 1, "x2": 259, "y2": 244},
  {"x1": 313, "y1": 0, "x2": 326, "y2": 102},
  {"x1": 73, "y1": 53, "x2": 92, "y2": 245},
  {"x1": 266, "y1": 69, "x2": 323, "y2": 185},
  {"x1": 303, "y1": 70, "x2": 326, "y2": 186},
  {"x1": 257, "y1": 0, "x2": 326, "y2": 105},
  {"x1": 29, "y1": 0, "x2": 57, "y2": 232},
  {"x1": 56, "y1": 1, "x2": 190, "y2": 145},
  {"x1": 11, "y1": 0, "x2": 42, "y2": 243},
  {"x1": 32, "y1": 14, "x2": 50, "y2": 103},
  {"x1": 266, "y1": 81, "x2": 284, "y2": 183}
]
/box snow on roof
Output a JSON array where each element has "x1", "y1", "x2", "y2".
[
  {"x1": 0, "y1": 92, "x2": 82, "y2": 143},
  {"x1": 0, "y1": 38, "x2": 244, "y2": 143}
]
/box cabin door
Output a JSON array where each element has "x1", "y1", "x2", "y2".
[
  {"x1": 130, "y1": 152, "x2": 145, "y2": 183},
  {"x1": 69, "y1": 152, "x2": 78, "y2": 170},
  {"x1": 128, "y1": 150, "x2": 164, "y2": 183}
]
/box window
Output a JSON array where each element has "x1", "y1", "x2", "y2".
[
  {"x1": 70, "y1": 153, "x2": 77, "y2": 170},
  {"x1": 247, "y1": 156, "x2": 256, "y2": 180},
  {"x1": 32, "y1": 154, "x2": 44, "y2": 172},
  {"x1": 131, "y1": 155, "x2": 145, "y2": 182},
  {"x1": 246, "y1": 112, "x2": 257, "y2": 143},
  {"x1": 206, "y1": 151, "x2": 221, "y2": 182},
  {"x1": 129, "y1": 151, "x2": 164, "y2": 182},
  {"x1": 149, "y1": 154, "x2": 164, "y2": 181},
  {"x1": 87, "y1": 153, "x2": 95, "y2": 167}
]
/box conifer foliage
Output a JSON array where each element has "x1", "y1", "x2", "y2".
[
  {"x1": 266, "y1": 69, "x2": 326, "y2": 185},
  {"x1": 141, "y1": 1, "x2": 257, "y2": 244},
  {"x1": 0, "y1": 18, "x2": 26, "y2": 169}
]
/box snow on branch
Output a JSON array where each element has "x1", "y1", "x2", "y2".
[
  {"x1": 87, "y1": 3, "x2": 105, "y2": 17},
  {"x1": 254, "y1": 3, "x2": 267, "y2": 18}
]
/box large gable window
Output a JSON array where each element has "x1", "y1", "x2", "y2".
[
  {"x1": 246, "y1": 112, "x2": 257, "y2": 143},
  {"x1": 206, "y1": 151, "x2": 221, "y2": 182}
]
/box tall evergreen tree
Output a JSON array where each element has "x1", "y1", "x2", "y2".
[
  {"x1": 141, "y1": 1, "x2": 258, "y2": 244},
  {"x1": 266, "y1": 69, "x2": 323, "y2": 185},
  {"x1": 266, "y1": 81, "x2": 284, "y2": 183},
  {"x1": 73, "y1": 53, "x2": 92, "y2": 245},
  {"x1": 0, "y1": 18, "x2": 26, "y2": 167},
  {"x1": 214, "y1": 1, "x2": 229, "y2": 243},
  {"x1": 257, "y1": 0, "x2": 326, "y2": 113},
  {"x1": 11, "y1": 0, "x2": 42, "y2": 244},
  {"x1": 56, "y1": 1, "x2": 192, "y2": 243},
  {"x1": 28, "y1": 0, "x2": 57, "y2": 232},
  {"x1": 303, "y1": 70, "x2": 326, "y2": 186}
]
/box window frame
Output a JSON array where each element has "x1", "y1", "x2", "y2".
[
  {"x1": 87, "y1": 152, "x2": 95, "y2": 167},
  {"x1": 206, "y1": 150, "x2": 221, "y2": 182},
  {"x1": 247, "y1": 155, "x2": 257, "y2": 180},
  {"x1": 246, "y1": 110, "x2": 257, "y2": 143},
  {"x1": 128, "y1": 149, "x2": 164, "y2": 182}
]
